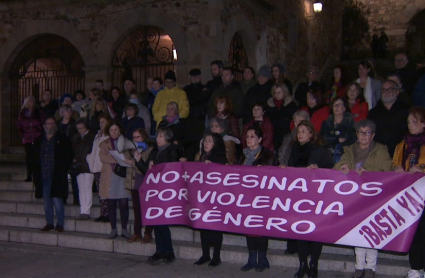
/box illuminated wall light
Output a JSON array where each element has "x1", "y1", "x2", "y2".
[
  {"x1": 313, "y1": 2, "x2": 323, "y2": 13},
  {"x1": 173, "y1": 49, "x2": 178, "y2": 60}
]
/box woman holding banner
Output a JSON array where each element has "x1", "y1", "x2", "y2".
[
  {"x1": 239, "y1": 126, "x2": 278, "y2": 272},
  {"x1": 286, "y1": 120, "x2": 333, "y2": 278},
  {"x1": 392, "y1": 107, "x2": 425, "y2": 278},
  {"x1": 335, "y1": 119, "x2": 392, "y2": 278},
  {"x1": 184, "y1": 132, "x2": 227, "y2": 267}
]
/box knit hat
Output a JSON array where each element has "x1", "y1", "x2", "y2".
[
  {"x1": 257, "y1": 65, "x2": 271, "y2": 79},
  {"x1": 164, "y1": 70, "x2": 177, "y2": 82},
  {"x1": 189, "y1": 68, "x2": 201, "y2": 76},
  {"x1": 272, "y1": 63, "x2": 285, "y2": 74}
]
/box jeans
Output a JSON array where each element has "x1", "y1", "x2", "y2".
[
  {"x1": 42, "y1": 179, "x2": 64, "y2": 226},
  {"x1": 76, "y1": 173, "x2": 94, "y2": 214}
]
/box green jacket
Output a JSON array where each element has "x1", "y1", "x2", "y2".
[{"x1": 334, "y1": 142, "x2": 392, "y2": 171}]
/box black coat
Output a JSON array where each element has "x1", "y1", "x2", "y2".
[
  {"x1": 288, "y1": 141, "x2": 334, "y2": 169},
  {"x1": 367, "y1": 100, "x2": 410, "y2": 157},
  {"x1": 135, "y1": 144, "x2": 181, "y2": 174},
  {"x1": 71, "y1": 131, "x2": 96, "y2": 173},
  {"x1": 32, "y1": 132, "x2": 73, "y2": 199},
  {"x1": 266, "y1": 99, "x2": 297, "y2": 150},
  {"x1": 121, "y1": 116, "x2": 145, "y2": 140},
  {"x1": 57, "y1": 118, "x2": 78, "y2": 139},
  {"x1": 243, "y1": 79, "x2": 275, "y2": 124},
  {"x1": 320, "y1": 112, "x2": 356, "y2": 149},
  {"x1": 239, "y1": 147, "x2": 278, "y2": 166},
  {"x1": 294, "y1": 81, "x2": 326, "y2": 108},
  {"x1": 40, "y1": 100, "x2": 59, "y2": 118},
  {"x1": 183, "y1": 82, "x2": 207, "y2": 119},
  {"x1": 199, "y1": 150, "x2": 228, "y2": 165}
]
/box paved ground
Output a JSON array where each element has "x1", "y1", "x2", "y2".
[{"x1": 0, "y1": 242, "x2": 397, "y2": 278}]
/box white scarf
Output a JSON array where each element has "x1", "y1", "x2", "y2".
[{"x1": 357, "y1": 77, "x2": 373, "y2": 110}]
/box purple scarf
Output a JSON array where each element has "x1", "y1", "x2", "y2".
[{"x1": 403, "y1": 132, "x2": 425, "y2": 169}]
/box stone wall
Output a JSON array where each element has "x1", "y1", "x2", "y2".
[
  {"x1": 0, "y1": 0, "x2": 342, "y2": 153},
  {"x1": 357, "y1": 0, "x2": 425, "y2": 55}
]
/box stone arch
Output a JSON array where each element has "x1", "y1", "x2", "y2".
[
  {"x1": 222, "y1": 14, "x2": 260, "y2": 70},
  {"x1": 396, "y1": 1, "x2": 425, "y2": 25},
  {"x1": 98, "y1": 7, "x2": 190, "y2": 84}
]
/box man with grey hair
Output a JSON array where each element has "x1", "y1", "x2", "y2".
[
  {"x1": 294, "y1": 66, "x2": 326, "y2": 108},
  {"x1": 367, "y1": 80, "x2": 410, "y2": 157},
  {"x1": 32, "y1": 117, "x2": 73, "y2": 232}
]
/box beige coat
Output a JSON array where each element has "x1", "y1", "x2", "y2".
[
  {"x1": 124, "y1": 146, "x2": 153, "y2": 190},
  {"x1": 99, "y1": 138, "x2": 131, "y2": 199}
]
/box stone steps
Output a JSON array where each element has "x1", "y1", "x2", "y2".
[
  {"x1": 0, "y1": 225, "x2": 410, "y2": 277},
  {"x1": 0, "y1": 169, "x2": 412, "y2": 276}
]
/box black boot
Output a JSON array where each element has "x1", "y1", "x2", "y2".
[
  {"x1": 256, "y1": 251, "x2": 270, "y2": 272},
  {"x1": 294, "y1": 261, "x2": 309, "y2": 278},
  {"x1": 307, "y1": 262, "x2": 318, "y2": 278},
  {"x1": 241, "y1": 251, "x2": 257, "y2": 271},
  {"x1": 194, "y1": 256, "x2": 211, "y2": 265},
  {"x1": 208, "y1": 256, "x2": 221, "y2": 267}
]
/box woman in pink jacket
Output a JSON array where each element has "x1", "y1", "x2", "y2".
[{"x1": 18, "y1": 95, "x2": 45, "y2": 182}]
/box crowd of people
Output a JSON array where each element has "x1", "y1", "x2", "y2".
[{"x1": 16, "y1": 54, "x2": 425, "y2": 278}]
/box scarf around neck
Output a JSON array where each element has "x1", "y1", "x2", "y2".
[
  {"x1": 353, "y1": 141, "x2": 376, "y2": 167},
  {"x1": 403, "y1": 132, "x2": 425, "y2": 169},
  {"x1": 243, "y1": 146, "x2": 262, "y2": 166}
]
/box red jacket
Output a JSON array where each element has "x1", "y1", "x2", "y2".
[
  {"x1": 17, "y1": 108, "x2": 45, "y2": 144},
  {"x1": 290, "y1": 106, "x2": 330, "y2": 133},
  {"x1": 242, "y1": 116, "x2": 274, "y2": 152},
  {"x1": 350, "y1": 99, "x2": 369, "y2": 122}
]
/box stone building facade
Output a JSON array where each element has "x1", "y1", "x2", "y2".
[
  {"x1": 0, "y1": 0, "x2": 343, "y2": 153},
  {"x1": 358, "y1": 0, "x2": 425, "y2": 55}
]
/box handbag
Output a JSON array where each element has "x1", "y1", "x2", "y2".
[
  {"x1": 113, "y1": 164, "x2": 127, "y2": 178},
  {"x1": 70, "y1": 162, "x2": 82, "y2": 176}
]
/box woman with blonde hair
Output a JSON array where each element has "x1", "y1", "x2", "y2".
[{"x1": 18, "y1": 95, "x2": 45, "y2": 182}]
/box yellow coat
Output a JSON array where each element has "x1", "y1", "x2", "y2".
[
  {"x1": 393, "y1": 140, "x2": 425, "y2": 171},
  {"x1": 152, "y1": 86, "x2": 189, "y2": 126}
]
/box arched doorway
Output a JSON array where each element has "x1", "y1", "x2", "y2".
[
  {"x1": 9, "y1": 34, "x2": 85, "y2": 146},
  {"x1": 407, "y1": 9, "x2": 425, "y2": 56},
  {"x1": 228, "y1": 32, "x2": 249, "y2": 81},
  {"x1": 111, "y1": 26, "x2": 176, "y2": 93}
]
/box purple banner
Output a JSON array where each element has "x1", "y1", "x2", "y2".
[{"x1": 140, "y1": 162, "x2": 425, "y2": 252}]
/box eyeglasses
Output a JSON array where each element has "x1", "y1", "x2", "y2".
[
  {"x1": 357, "y1": 131, "x2": 372, "y2": 137},
  {"x1": 380, "y1": 87, "x2": 398, "y2": 94},
  {"x1": 333, "y1": 103, "x2": 344, "y2": 108},
  {"x1": 44, "y1": 122, "x2": 55, "y2": 126},
  {"x1": 133, "y1": 136, "x2": 143, "y2": 140}
]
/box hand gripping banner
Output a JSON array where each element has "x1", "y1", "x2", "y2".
[{"x1": 140, "y1": 162, "x2": 425, "y2": 252}]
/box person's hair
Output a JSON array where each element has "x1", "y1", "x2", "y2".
[
  {"x1": 309, "y1": 66, "x2": 319, "y2": 74},
  {"x1": 133, "y1": 128, "x2": 153, "y2": 146},
  {"x1": 211, "y1": 60, "x2": 224, "y2": 69},
  {"x1": 124, "y1": 78, "x2": 136, "y2": 84},
  {"x1": 209, "y1": 117, "x2": 228, "y2": 133},
  {"x1": 152, "y1": 77, "x2": 163, "y2": 85},
  {"x1": 95, "y1": 80, "x2": 104, "y2": 85},
  {"x1": 383, "y1": 79, "x2": 399, "y2": 89},
  {"x1": 109, "y1": 86, "x2": 122, "y2": 99},
  {"x1": 75, "y1": 117, "x2": 90, "y2": 130},
  {"x1": 44, "y1": 116, "x2": 56, "y2": 124},
  {"x1": 90, "y1": 87, "x2": 100, "y2": 96},
  {"x1": 214, "y1": 95, "x2": 234, "y2": 115},
  {"x1": 246, "y1": 126, "x2": 263, "y2": 143},
  {"x1": 59, "y1": 104, "x2": 72, "y2": 117},
  {"x1": 330, "y1": 96, "x2": 350, "y2": 114},
  {"x1": 129, "y1": 92, "x2": 140, "y2": 100},
  {"x1": 359, "y1": 60, "x2": 375, "y2": 78},
  {"x1": 252, "y1": 101, "x2": 267, "y2": 113},
  {"x1": 271, "y1": 65, "x2": 285, "y2": 83},
  {"x1": 293, "y1": 110, "x2": 310, "y2": 121},
  {"x1": 21, "y1": 95, "x2": 38, "y2": 110},
  {"x1": 90, "y1": 97, "x2": 109, "y2": 117},
  {"x1": 345, "y1": 81, "x2": 365, "y2": 103},
  {"x1": 98, "y1": 113, "x2": 111, "y2": 123},
  {"x1": 222, "y1": 67, "x2": 234, "y2": 75},
  {"x1": 295, "y1": 120, "x2": 326, "y2": 146},
  {"x1": 201, "y1": 132, "x2": 226, "y2": 157},
  {"x1": 245, "y1": 66, "x2": 255, "y2": 77},
  {"x1": 271, "y1": 83, "x2": 290, "y2": 98},
  {"x1": 125, "y1": 103, "x2": 139, "y2": 116},
  {"x1": 43, "y1": 89, "x2": 52, "y2": 94},
  {"x1": 409, "y1": 107, "x2": 425, "y2": 124},
  {"x1": 74, "y1": 90, "x2": 86, "y2": 100},
  {"x1": 167, "y1": 101, "x2": 179, "y2": 114},
  {"x1": 307, "y1": 88, "x2": 325, "y2": 108},
  {"x1": 395, "y1": 52, "x2": 408, "y2": 59},
  {"x1": 332, "y1": 64, "x2": 350, "y2": 86},
  {"x1": 354, "y1": 119, "x2": 377, "y2": 134},
  {"x1": 60, "y1": 93, "x2": 73, "y2": 104},
  {"x1": 105, "y1": 119, "x2": 123, "y2": 137},
  {"x1": 387, "y1": 72, "x2": 402, "y2": 84},
  {"x1": 156, "y1": 127, "x2": 173, "y2": 143}
]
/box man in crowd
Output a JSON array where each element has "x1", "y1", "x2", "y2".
[
  {"x1": 123, "y1": 78, "x2": 138, "y2": 100},
  {"x1": 208, "y1": 67, "x2": 244, "y2": 118},
  {"x1": 40, "y1": 89, "x2": 59, "y2": 118},
  {"x1": 203, "y1": 60, "x2": 224, "y2": 100},
  {"x1": 95, "y1": 79, "x2": 109, "y2": 101},
  {"x1": 243, "y1": 65, "x2": 274, "y2": 124},
  {"x1": 32, "y1": 117, "x2": 73, "y2": 232},
  {"x1": 367, "y1": 80, "x2": 410, "y2": 157},
  {"x1": 294, "y1": 66, "x2": 326, "y2": 108},
  {"x1": 393, "y1": 53, "x2": 414, "y2": 96},
  {"x1": 152, "y1": 70, "x2": 189, "y2": 127},
  {"x1": 184, "y1": 68, "x2": 206, "y2": 120},
  {"x1": 240, "y1": 66, "x2": 256, "y2": 96}
]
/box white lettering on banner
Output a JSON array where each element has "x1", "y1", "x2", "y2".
[
  {"x1": 335, "y1": 176, "x2": 425, "y2": 249},
  {"x1": 145, "y1": 170, "x2": 384, "y2": 197}
]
